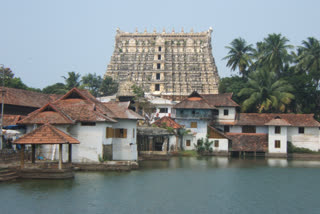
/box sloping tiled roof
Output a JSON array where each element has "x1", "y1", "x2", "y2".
[
  {"x1": 103, "y1": 101, "x2": 144, "y2": 120},
  {"x1": 0, "y1": 87, "x2": 61, "y2": 108},
  {"x1": 235, "y1": 113, "x2": 320, "y2": 127},
  {"x1": 18, "y1": 103, "x2": 74, "y2": 125},
  {"x1": 13, "y1": 124, "x2": 80, "y2": 144},
  {"x1": 174, "y1": 91, "x2": 215, "y2": 109},
  {"x1": 265, "y1": 118, "x2": 292, "y2": 126},
  {"x1": 201, "y1": 93, "x2": 239, "y2": 107},
  {"x1": 3, "y1": 114, "x2": 23, "y2": 126},
  {"x1": 153, "y1": 116, "x2": 182, "y2": 129},
  {"x1": 226, "y1": 133, "x2": 268, "y2": 152},
  {"x1": 19, "y1": 88, "x2": 118, "y2": 124}
]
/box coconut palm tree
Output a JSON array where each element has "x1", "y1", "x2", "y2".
[
  {"x1": 258, "y1": 33, "x2": 294, "y2": 76},
  {"x1": 238, "y1": 69, "x2": 295, "y2": 113},
  {"x1": 297, "y1": 37, "x2": 320, "y2": 86},
  {"x1": 223, "y1": 38, "x2": 254, "y2": 78},
  {"x1": 62, "y1": 71, "x2": 81, "y2": 90}
]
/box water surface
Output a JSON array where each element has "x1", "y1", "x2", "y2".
[{"x1": 1, "y1": 157, "x2": 320, "y2": 214}]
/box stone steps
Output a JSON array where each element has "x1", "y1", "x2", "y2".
[{"x1": 0, "y1": 167, "x2": 19, "y2": 182}]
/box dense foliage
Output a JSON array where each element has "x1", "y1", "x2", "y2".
[{"x1": 221, "y1": 34, "x2": 320, "y2": 120}]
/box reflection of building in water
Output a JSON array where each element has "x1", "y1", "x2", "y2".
[{"x1": 267, "y1": 159, "x2": 288, "y2": 167}]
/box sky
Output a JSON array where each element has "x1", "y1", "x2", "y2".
[{"x1": 1, "y1": 0, "x2": 320, "y2": 89}]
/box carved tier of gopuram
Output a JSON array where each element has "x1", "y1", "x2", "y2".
[{"x1": 106, "y1": 27, "x2": 220, "y2": 100}]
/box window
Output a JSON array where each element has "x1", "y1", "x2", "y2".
[
  {"x1": 106, "y1": 127, "x2": 113, "y2": 138},
  {"x1": 224, "y1": 109, "x2": 229, "y2": 116},
  {"x1": 191, "y1": 122, "x2": 197, "y2": 128},
  {"x1": 214, "y1": 140, "x2": 219, "y2": 148},
  {"x1": 114, "y1": 128, "x2": 127, "y2": 138},
  {"x1": 158, "y1": 54, "x2": 161, "y2": 60},
  {"x1": 157, "y1": 63, "x2": 161, "y2": 69},
  {"x1": 275, "y1": 140, "x2": 281, "y2": 148},
  {"x1": 156, "y1": 73, "x2": 161, "y2": 80},
  {"x1": 133, "y1": 128, "x2": 135, "y2": 138},
  {"x1": 158, "y1": 46, "x2": 162, "y2": 52},
  {"x1": 81, "y1": 122, "x2": 96, "y2": 126},
  {"x1": 192, "y1": 110, "x2": 196, "y2": 115},
  {"x1": 298, "y1": 127, "x2": 304, "y2": 134},
  {"x1": 275, "y1": 126, "x2": 281, "y2": 134},
  {"x1": 242, "y1": 126, "x2": 256, "y2": 133},
  {"x1": 155, "y1": 84, "x2": 160, "y2": 91},
  {"x1": 224, "y1": 126, "x2": 230, "y2": 133},
  {"x1": 159, "y1": 108, "x2": 168, "y2": 113},
  {"x1": 186, "y1": 140, "x2": 191, "y2": 147}
]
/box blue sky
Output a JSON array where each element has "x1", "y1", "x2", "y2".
[{"x1": 1, "y1": 0, "x2": 320, "y2": 89}]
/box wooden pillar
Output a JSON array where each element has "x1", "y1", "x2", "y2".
[
  {"x1": 68, "y1": 144, "x2": 72, "y2": 163},
  {"x1": 31, "y1": 144, "x2": 36, "y2": 163},
  {"x1": 148, "y1": 136, "x2": 153, "y2": 151},
  {"x1": 59, "y1": 144, "x2": 63, "y2": 170},
  {"x1": 20, "y1": 144, "x2": 25, "y2": 169}
]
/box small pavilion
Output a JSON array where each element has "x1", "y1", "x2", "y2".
[{"x1": 13, "y1": 123, "x2": 80, "y2": 169}]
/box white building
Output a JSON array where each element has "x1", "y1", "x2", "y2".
[
  {"x1": 18, "y1": 88, "x2": 143, "y2": 163},
  {"x1": 146, "y1": 94, "x2": 178, "y2": 122}
]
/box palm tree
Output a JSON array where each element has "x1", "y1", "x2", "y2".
[
  {"x1": 62, "y1": 71, "x2": 81, "y2": 90},
  {"x1": 297, "y1": 37, "x2": 320, "y2": 86},
  {"x1": 223, "y1": 38, "x2": 254, "y2": 78},
  {"x1": 257, "y1": 33, "x2": 293, "y2": 76},
  {"x1": 238, "y1": 69, "x2": 295, "y2": 113}
]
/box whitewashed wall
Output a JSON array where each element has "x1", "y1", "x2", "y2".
[
  {"x1": 208, "y1": 138, "x2": 229, "y2": 152},
  {"x1": 111, "y1": 119, "x2": 138, "y2": 161},
  {"x1": 217, "y1": 107, "x2": 236, "y2": 122},
  {"x1": 287, "y1": 127, "x2": 320, "y2": 151},
  {"x1": 268, "y1": 126, "x2": 287, "y2": 153}
]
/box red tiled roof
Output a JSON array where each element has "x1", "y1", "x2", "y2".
[
  {"x1": 174, "y1": 91, "x2": 215, "y2": 109},
  {"x1": 226, "y1": 133, "x2": 268, "y2": 152},
  {"x1": 0, "y1": 87, "x2": 61, "y2": 108},
  {"x1": 103, "y1": 101, "x2": 144, "y2": 120},
  {"x1": 18, "y1": 103, "x2": 74, "y2": 125},
  {"x1": 265, "y1": 118, "x2": 292, "y2": 126},
  {"x1": 2, "y1": 114, "x2": 24, "y2": 126},
  {"x1": 201, "y1": 93, "x2": 239, "y2": 107},
  {"x1": 153, "y1": 116, "x2": 182, "y2": 129},
  {"x1": 236, "y1": 113, "x2": 320, "y2": 127},
  {"x1": 19, "y1": 88, "x2": 118, "y2": 124},
  {"x1": 13, "y1": 124, "x2": 80, "y2": 144}
]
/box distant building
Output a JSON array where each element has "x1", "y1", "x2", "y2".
[{"x1": 106, "y1": 28, "x2": 219, "y2": 99}]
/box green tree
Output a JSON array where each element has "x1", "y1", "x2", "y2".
[
  {"x1": 62, "y1": 71, "x2": 81, "y2": 90},
  {"x1": 0, "y1": 67, "x2": 29, "y2": 90},
  {"x1": 218, "y1": 76, "x2": 248, "y2": 104},
  {"x1": 257, "y1": 33, "x2": 294, "y2": 76},
  {"x1": 42, "y1": 83, "x2": 67, "y2": 94},
  {"x1": 296, "y1": 37, "x2": 320, "y2": 86},
  {"x1": 82, "y1": 73, "x2": 103, "y2": 97},
  {"x1": 238, "y1": 69, "x2": 295, "y2": 113},
  {"x1": 223, "y1": 37, "x2": 254, "y2": 78},
  {"x1": 99, "y1": 76, "x2": 118, "y2": 96}
]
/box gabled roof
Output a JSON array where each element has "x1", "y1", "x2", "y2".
[
  {"x1": 0, "y1": 87, "x2": 61, "y2": 108},
  {"x1": 234, "y1": 113, "x2": 320, "y2": 127},
  {"x1": 153, "y1": 116, "x2": 182, "y2": 129},
  {"x1": 103, "y1": 101, "x2": 144, "y2": 120},
  {"x1": 265, "y1": 118, "x2": 292, "y2": 126},
  {"x1": 173, "y1": 91, "x2": 215, "y2": 109},
  {"x1": 201, "y1": 93, "x2": 239, "y2": 107},
  {"x1": 207, "y1": 126, "x2": 230, "y2": 139},
  {"x1": 13, "y1": 124, "x2": 80, "y2": 145},
  {"x1": 18, "y1": 103, "x2": 74, "y2": 125},
  {"x1": 18, "y1": 88, "x2": 118, "y2": 124}
]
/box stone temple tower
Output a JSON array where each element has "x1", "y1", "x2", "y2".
[{"x1": 106, "y1": 27, "x2": 220, "y2": 99}]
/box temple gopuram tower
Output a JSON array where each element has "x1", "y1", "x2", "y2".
[{"x1": 106, "y1": 27, "x2": 219, "y2": 99}]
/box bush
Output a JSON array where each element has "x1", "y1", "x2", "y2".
[
  {"x1": 195, "y1": 137, "x2": 213, "y2": 154},
  {"x1": 287, "y1": 142, "x2": 316, "y2": 154}
]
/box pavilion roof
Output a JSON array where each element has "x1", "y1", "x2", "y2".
[{"x1": 13, "y1": 124, "x2": 80, "y2": 144}]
